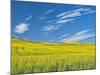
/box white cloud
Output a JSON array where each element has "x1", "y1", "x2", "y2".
[
  {"x1": 60, "y1": 12, "x2": 81, "y2": 20},
  {"x1": 45, "y1": 9, "x2": 53, "y2": 14},
  {"x1": 42, "y1": 25, "x2": 60, "y2": 32},
  {"x1": 56, "y1": 7, "x2": 93, "y2": 20},
  {"x1": 14, "y1": 23, "x2": 29, "y2": 34},
  {"x1": 38, "y1": 9, "x2": 53, "y2": 21},
  {"x1": 57, "y1": 12, "x2": 69, "y2": 18},
  {"x1": 56, "y1": 7, "x2": 84, "y2": 18},
  {"x1": 41, "y1": 25, "x2": 61, "y2": 37},
  {"x1": 58, "y1": 34, "x2": 68, "y2": 39},
  {"x1": 24, "y1": 15, "x2": 32, "y2": 22},
  {"x1": 75, "y1": 29, "x2": 90, "y2": 35},
  {"x1": 56, "y1": 18, "x2": 75, "y2": 24},
  {"x1": 47, "y1": 34, "x2": 68, "y2": 42},
  {"x1": 41, "y1": 7, "x2": 95, "y2": 37},
  {"x1": 72, "y1": 7, "x2": 91, "y2": 12},
  {"x1": 41, "y1": 17, "x2": 75, "y2": 37},
  {"x1": 60, "y1": 29, "x2": 95, "y2": 42},
  {"x1": 83, "y1": 10, "x2": 95, "y2": 15},
  {"x1": 63, "y1": 34, "x2": 95, "y2": 42},
  {"x1": 42, "y1": 25, "x2": 55, "y2": 31}
]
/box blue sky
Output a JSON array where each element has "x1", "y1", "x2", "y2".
[{"x1": 11, "y1": 1, "x2": 96, "y2": 42}]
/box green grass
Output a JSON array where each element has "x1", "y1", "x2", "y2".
[{"x1": 11, "y1": 37, "x2": 96, "y2": 75}]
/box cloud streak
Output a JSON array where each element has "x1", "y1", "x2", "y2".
[
  {"x1": 59, "y1": 12, "x2": 81, "y2": 20},
  {"x1": 47, "y1": 33, "x2": 68, "y2": 42},
  {"x1": 83, "y1": 10, "x2": 95, "y2": 15},
  {"x1": 58, "y1": 34, "x2": 68, "y2": 39},
  {"x1": 60, "y1": 29, "x2": 95, "y2": 42},
  {"x1": 56, "y1": 18, "x2": 75, "y2": 24},
  {"x1": 45, "y1": 9, "x2": 53, "y2": 14},
  {"x1": 24, "y1": 15, "x2": 32, "y2": 22},
  {"x1": 38, "y1": 9, "x2": 54, "y2": 21},
  {"x1": 56, "y1": 7, "x2": 90, "y2": 19},
  {"x1": 42, "y1": 25, "x2": 59, "y2": 32},
  {"x1": 41, "y1": 6, "x2": 95, "y2": 37}
]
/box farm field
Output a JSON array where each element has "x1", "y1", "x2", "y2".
[{"x1": 11, "y1": 37, "x2": 96, "y2": 75}]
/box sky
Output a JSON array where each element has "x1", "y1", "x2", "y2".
[{"x1": 11, "y1": 1, "x2": 96, "y2": 43}]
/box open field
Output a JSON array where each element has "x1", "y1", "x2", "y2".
[{"x1": 11, "y1": 37, "x2": 96, "y2": 75}]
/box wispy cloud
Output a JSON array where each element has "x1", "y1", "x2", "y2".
[
  {"x1": 56, "y1": 7, "x2": 94, "y2": 20},
  {"x1": 42, "y1": 25, "x2": 59, "y2": 32},
  {"x1": 83, "y1": 10, "x2": 96, "y2": 15},
  {"x1": 59, "y1": 12, "x2": 81, "y2": 20},
  {"x1": 72, "y1": 7, "x2": 91, "y2": 12},
  {"x1": 61, "y1": 34, "x2": 95, "y2": 42},
  {"x1": 24, "y1": 15, "x2": 32, "y2": 22},
  {"x1": 14, "y1": 23, "x2": 29, "y2": 34},
  {"x1": 38, "y1": 9, "x2": 53, "y2": 21},
  {"x1": 60, "y1": 29, "x2": 95, "y2": 42},
  {"x1": 56, "y1": 18, "x2": 75, "y2": 24},
  {"x1": 45, "y1": 9, "x2": 53, "y2": 14},
  {"x1": 57, "y1": 12, "x2": 68, "y2": 18},
  {"x1": 47, "y1": 33, "x2": 68, "y2": 42},
  {"x1": 41, "y1": 6, "x2": 95, "y2": 37},
  {"x1": 75, "y1": 29, "x2": 90, "y2": 35},
  {"x1": 56, "y1": 7, "x2": 87, "y2": 18},
  {"x1": 41, "y1": 25, "x2": 61, "y2": 37},
  {"x1": 58, "y1": 34, "x2": 68, "y2": 39}
]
